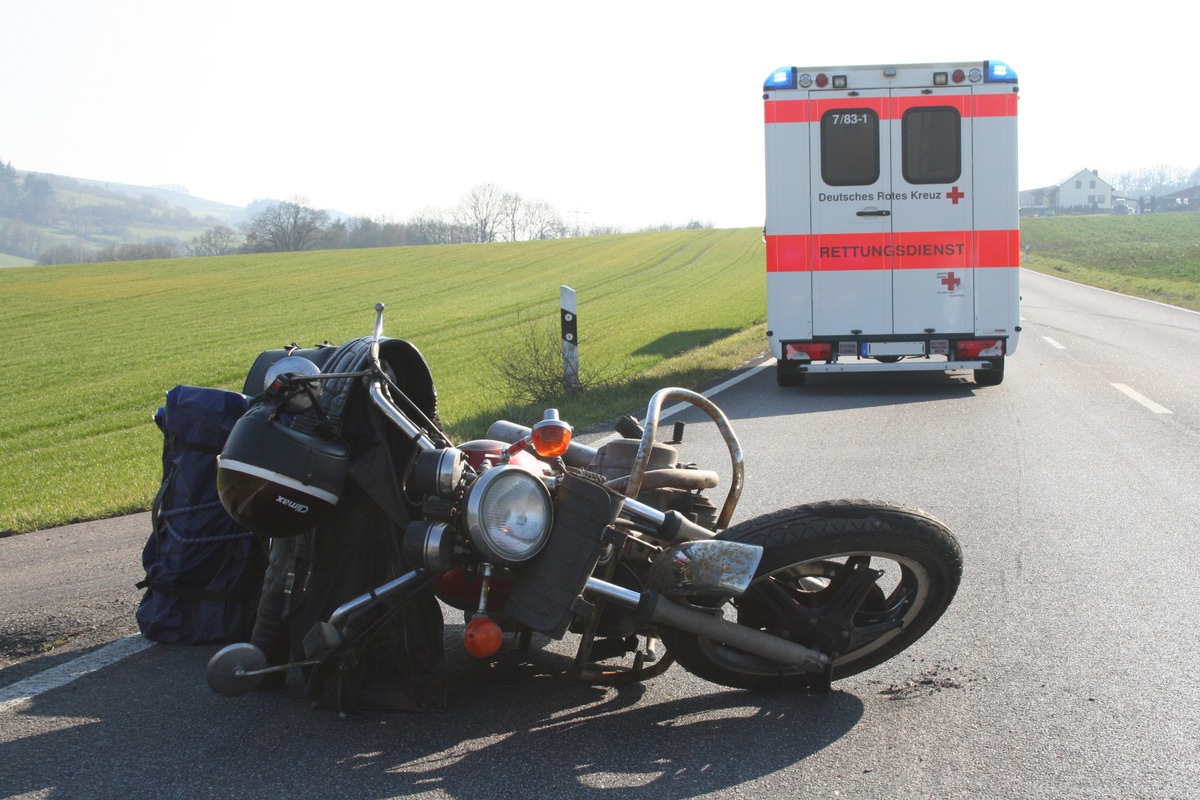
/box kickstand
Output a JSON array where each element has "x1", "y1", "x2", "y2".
[
  {"x1": 336, "y1": 665, "x2": 350, "y2": 720},
  {"x1": 813, "y1": 659, "x2": 835, "y2": 694}
]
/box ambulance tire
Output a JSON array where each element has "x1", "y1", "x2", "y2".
[
  {"x1": 974, "y1": 358, "x2": 1005, "y2": 386},
  {"x1": 659, "y1": 500, "x2": 962, "y2": 691},
  {"x1": 776, "y1": 363, "x2": 806, "y2": 387}
]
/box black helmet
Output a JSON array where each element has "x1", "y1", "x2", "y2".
[{"x1": 216, "y1": 404, "x2": 349, "y2": 538}]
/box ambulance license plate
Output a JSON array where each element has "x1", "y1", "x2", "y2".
[{"x1": 864, "y1": 342, "x2": 926, "y2": 357}]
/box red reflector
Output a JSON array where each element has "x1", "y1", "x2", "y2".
[
  {"x1": 785, "y1": 342, "x2": 832, "y2": 362},
  {"x1": 952, "y1": 69, "x2": 966, "y2": 84},
  {"x1": 815, "y1": 73, "x2": 829, "y2": 88},
  {"x1": 956, "y1": 339, "x2": 1005, "y2": 359}
]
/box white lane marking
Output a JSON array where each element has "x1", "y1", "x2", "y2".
[
  {"x1": 1024, "y1": 268, "x2": 1200, "y2": 315},
  {"x1": 0, "y1": 635, "x2": 155, "y2": 713},
  {"x1": 1112, "y1": 383, "x2": 1173, "y2": 414},
  {"x1": 591, "y1": 360, "x2": 772, "y2": 447},
  {"x1": 1043, "y1": 336, "x2": 1066, "y2": 349},
  {"x1": 658, "y1": 361, "x2": 773, "y2": 421}
]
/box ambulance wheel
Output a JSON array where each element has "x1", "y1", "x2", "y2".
[
  {"x1": 974, "y1": 358, "x2": 1004, "y2": 386},
  {"x1": 777, "y1": 364, "x2": 806, "y2": 387}
]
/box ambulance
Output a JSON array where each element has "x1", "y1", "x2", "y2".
[{"x1": 762, "y1": 61, "x2": 1020, "y2": 386}]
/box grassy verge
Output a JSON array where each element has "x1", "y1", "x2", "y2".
[{"x1": 1021, "y1": 213, "x2": 1200, "y2": 311}]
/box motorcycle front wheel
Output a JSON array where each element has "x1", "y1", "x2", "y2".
[{"x1": 659, "y1": 500, "x2": 962, "y2": 690}]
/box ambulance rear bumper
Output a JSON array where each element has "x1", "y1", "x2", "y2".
[{"x1": 793, "y1": 359, "x2": 992, "y2": 374}]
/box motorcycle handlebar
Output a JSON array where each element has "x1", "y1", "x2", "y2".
[
  {"x1": 628, "y1": 388, "x2": 743, "y2": 531},
  {"x1": 368, "y1": 379, "x2": 439, "y2": 452},
  {"x1": 619, "y1": 496, "x2": 715, "y2": 542},
  {"x1": 369, "y1": 302, "x2": 386, "y2": 366}
]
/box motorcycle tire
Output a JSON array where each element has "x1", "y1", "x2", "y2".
[{"x1": 659, "y1": 499, "x2": 962, "y2": 691}]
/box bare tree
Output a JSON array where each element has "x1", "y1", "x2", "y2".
[
  {"x1": 521, "y1": 199, "x2": 566, "y2": 240},
  {"x1": 242, "y1": 197, "x2": 330, "y2": 252},
  {"x1": 410, "y1": 184, "x2": 567, "y2": 244},
  {"x1": 453, "y1": 183, "x2": 506, "y2": 243},
  {"x1": 1109, "y1": 164, "x2": 1198, "y2": 197},
  {"x1": 187, "y1": 224, "x2": 241, "y2": 256},
  {"x1": 409, "y1": 206, "x2": 461, "y2": 244},
  {"x1": 498, "y1": 190, "x2": 524, "y2": 242}
]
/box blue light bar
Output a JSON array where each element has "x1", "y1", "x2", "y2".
[
  {"x1": 764, "y1": 67, "x2": 797, "y2": 91},
  {"x1": 984, "y1": 60, "x2": 1018, "y2": 83}
]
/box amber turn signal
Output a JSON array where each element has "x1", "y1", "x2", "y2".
[
  {"x1": 531, "y1": 408, "x2": 572, "y2": 458},
  {"x1": 463, "y1": 616, "x2": 504, "y2": 658}
]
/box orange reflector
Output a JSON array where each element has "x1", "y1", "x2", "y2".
[
  {"x1": 464, "y1": 616, "x2": 504, "y2": 658},
  {"x1": 531, "y1": 409, "x2": 573, "y2": 458}
]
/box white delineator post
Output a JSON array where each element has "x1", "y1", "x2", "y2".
[{"x1": 560, "y1": 285, "x2": 580, "y2": 394}]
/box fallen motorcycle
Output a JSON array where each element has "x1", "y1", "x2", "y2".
[{"x1": 206, "y1": 303, "x2": 962, "y2": 707}]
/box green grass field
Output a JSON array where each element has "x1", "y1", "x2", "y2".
[
  {"x1": 1022, "y1": 213, "x2": 1200, "y2": 310},
  {"x1": 0, "y1": 228, "x2": 768, "y2": 533}
]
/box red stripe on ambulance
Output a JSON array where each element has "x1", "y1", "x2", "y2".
[
  {"x1": 765, "y1": 92, "x2": 1016, "y2": 125},
  {"x1": 765, "y1": 230, "x2": 1019, "y2": 272}
]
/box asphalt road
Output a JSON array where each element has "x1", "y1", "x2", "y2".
[{"x1": 2, "y1": 269, "x2": 1198, "y2": 799}]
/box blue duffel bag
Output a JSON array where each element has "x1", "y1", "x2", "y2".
[{"x1": 136, "y1": 385, "x2": 267, "y2": 644}]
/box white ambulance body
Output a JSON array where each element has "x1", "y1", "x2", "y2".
[{"x1": 763, "y1": 61, "x2": 1020, "y2": 386}]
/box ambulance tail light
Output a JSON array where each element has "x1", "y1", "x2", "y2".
[
  {"x1": 785, "y1": 342, "x2": 832, "y2": 363},
  {"x1": 956, "y1": 339, "x2": 1005, "y2": 359}
]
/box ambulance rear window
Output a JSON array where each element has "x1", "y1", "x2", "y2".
[
  {"x1": 902, "y1": 107, "x2": 961, "y2": 184},
  {"x1": 820, "y1": 109, "x2": 879, "y2": 186}
]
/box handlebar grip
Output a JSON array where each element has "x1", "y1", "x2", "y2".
[{"x1": 657, "y1": 509, "x2": 716, "y2": 542}]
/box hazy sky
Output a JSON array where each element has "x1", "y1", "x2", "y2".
[{"x1": 3, "y1": 1, "x2": 1191, "y2": 230}]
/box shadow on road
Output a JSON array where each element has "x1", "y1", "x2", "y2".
[{"x1": 2, "y1": 634, "x2": 865, "y2": 799}]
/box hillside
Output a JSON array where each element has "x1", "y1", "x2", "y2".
[{"x1": 0, "y1": 168, "x2": 244, "y2": 266}]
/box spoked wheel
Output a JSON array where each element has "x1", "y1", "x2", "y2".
[{"x1": 659, "y1": 500, "x2": 962, "y2": 690}]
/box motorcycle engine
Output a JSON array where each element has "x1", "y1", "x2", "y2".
[{"x1": 587, "y1": 438, "x2": 719, "y2": 530}]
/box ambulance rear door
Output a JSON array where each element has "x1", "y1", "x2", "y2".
[
  {"x1": 808, "y1": 85, "x2": 976, "y2": 338},
  {"x1": 888, "y1": 87, "x2": 974, "y2": 336},
  {"x1": 809, "y1": 90, "x2": 892, "y2": 336}
]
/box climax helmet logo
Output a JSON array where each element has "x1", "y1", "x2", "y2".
[{"x1": 275, "y1": 495, "x2": 310, "y2": 514}]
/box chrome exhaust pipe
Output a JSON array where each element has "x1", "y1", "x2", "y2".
[{"x1": 585, "y1": 578, "x2": 829, "y2": 673}]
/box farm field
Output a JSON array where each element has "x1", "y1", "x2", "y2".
[{"x1": 1021, "y1": 212, "x2": 1200, "y2": 310}]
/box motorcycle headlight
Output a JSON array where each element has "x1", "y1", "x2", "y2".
[{"x1": 464, "y1": 465, "x2": 553, "y2": 564}]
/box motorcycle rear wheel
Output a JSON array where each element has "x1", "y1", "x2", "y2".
[{"x1": 660, "y1": 500, "x2": 962, "y2": 690}]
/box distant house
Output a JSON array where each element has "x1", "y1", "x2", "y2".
[
  {"x1": 1018, "y1": 186, "x2": 1057, "y2": 215},
  {"x1": 1019, "y1": 169, "x2": 1115, "y2": 215},
  {"x1": 1055, "y1": 169, "x2": 1114, "y2": 212},
  {"x1": 1155, "y1": 185, "x2": 1200, "y2": 211}
]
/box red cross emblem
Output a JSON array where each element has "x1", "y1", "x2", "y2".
[
  {"x1": 941, "y1": 272, "x2": 961, "y2": 291},
  {"x1": 947, "y1": 186, "x2": 965, "y2": 204}
]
